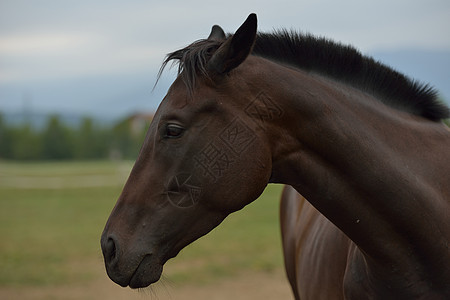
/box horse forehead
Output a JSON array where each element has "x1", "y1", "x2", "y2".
[
  {"x1": 162, "y1": 79, "x2": 187, "y2": 107},
  {"x1": 164, "y1": 81, "x2": 218, "y2": 111}
]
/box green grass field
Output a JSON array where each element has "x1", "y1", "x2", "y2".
[{"x1": 0, "y1": 161, "x2": 285, "y2": 289}]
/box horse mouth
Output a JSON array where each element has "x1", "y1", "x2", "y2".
[{"x1": 128, "y1": 254, "x2": 164, "y2": 289}]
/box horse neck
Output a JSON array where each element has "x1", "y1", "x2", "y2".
[{"x1": 249, "y1": 57, "x2": 450, "y2": 281}]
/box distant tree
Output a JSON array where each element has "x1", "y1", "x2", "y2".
[
  {"x1": 76, "y1": 117, "x2": 96, "y2": 159},
  {"x1": 0, "y1": 112, "x2": 152, "y2": 161},
  {"x1": 10, "y1": 124, "x2": 42, "y2": 160},
  {"x1": 0, "y1": 113, "x2": 14, "y2": 159},
  {"x1": 41, "y1": 115, "x2": 74, "y2": 160},
  {"x1": 111, "y1": 120, "x2": 134, "y2": 159},
  {"x1": 110, "y1": 117, "x2": 147, "y2": 160},
  {"x1": 74, "y1": 117, "x2": 110, "y2": 159}
]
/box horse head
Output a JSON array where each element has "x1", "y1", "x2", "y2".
[{"x1": 101, "y1": 14, "x2": 272, "y2": 288}]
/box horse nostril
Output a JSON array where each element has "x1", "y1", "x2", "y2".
[
  {"x1": 103, "y1": 236, "x2": 118, "y2": 265},
  {"x1": 108, "y1": 238, "x2": 116, "y2": 260}
]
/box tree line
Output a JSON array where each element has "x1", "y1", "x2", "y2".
[
  {"x1": 0, "y1": 111, "x2": 448, "y2": 161},
  {"x1": 0, "y1": 113, "x2": 149, "y2": 161}
]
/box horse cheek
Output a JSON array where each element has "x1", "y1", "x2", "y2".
[{"x1": 223, "y1": 144, "x2": 271, "y2": 212}]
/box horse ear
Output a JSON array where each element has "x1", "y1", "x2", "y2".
[
  {"x1": 208, "y1": 13, "x2": 257, "y2": 75},
  {"x1": 208, "y1": 25, "x2": 226, "y2": 41}
]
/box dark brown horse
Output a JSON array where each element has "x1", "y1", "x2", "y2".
[{"x1": 101, "y1": 14, "x2": 450, "y2": 298}]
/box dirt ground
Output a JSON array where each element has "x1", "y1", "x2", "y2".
[{"x1": 1, "y1": 270, "x2": 293, "y2": 300}]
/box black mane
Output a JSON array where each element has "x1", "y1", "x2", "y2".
[{"x1": 160, "y1": 30, "x2": 450, "y2": 121}]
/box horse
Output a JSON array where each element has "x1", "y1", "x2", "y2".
[{"x1": 101, "y1": 14, "x2": 450, "y2": 299}]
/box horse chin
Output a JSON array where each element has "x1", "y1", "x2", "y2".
[{"x1": 128, "y1": 255, "x2": 164, "y2": 289}]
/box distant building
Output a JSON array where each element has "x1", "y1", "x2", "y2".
[{"x1": 126, "y1": 113, "x2": 154, "y2": 136}]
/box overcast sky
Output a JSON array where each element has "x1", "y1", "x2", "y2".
[{"x1": 1, "y1": 0, "x2": 449, "y2": 118}]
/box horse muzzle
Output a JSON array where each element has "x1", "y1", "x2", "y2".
[{"x1": 100, "y1": 233, "x2": 163, "y2": 288}]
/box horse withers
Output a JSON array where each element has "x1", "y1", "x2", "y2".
[{"x1": 101, "y1": 14, "x2": 450, "y2": 299}]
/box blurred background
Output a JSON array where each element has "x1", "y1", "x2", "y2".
[{"x1": 1, "y1": 0, "x2": 449, "y2": 299}]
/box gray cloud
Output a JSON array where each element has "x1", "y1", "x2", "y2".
[{"x1": 1, "y1": 0, "x2": 449, "y2": 116}]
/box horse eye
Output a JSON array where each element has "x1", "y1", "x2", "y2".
[{"x1": 165, "y1": 124, "x2": 184, "y2": 138}]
